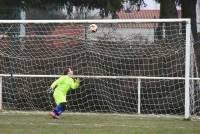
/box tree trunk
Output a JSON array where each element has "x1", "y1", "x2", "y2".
[
  {"x1": 182, "y1": 0, "x2": 200, "y2": 79},
  {"x1": 156, "y1": 0, "x2": 178, "y2": 42},
  {"x1": 160, "y1": 0, "x2": 178, "y2": 18},
  {"x1": 182, "y1": 0, "x2": 198, "y2": 42}
]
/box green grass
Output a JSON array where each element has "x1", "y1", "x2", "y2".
[{"x1": 0, "y1": 112, "x2": 200, "y2": 134}]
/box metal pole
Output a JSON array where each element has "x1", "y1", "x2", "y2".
[
  {"x1": 184, "y1": 19, "x2": 191, "y2": 119},
  {"x1": 0, "y1": 77, "x2": 2, "y2": 110},
  {"x1": 138, "y1": 78, "x2": 141, "y2": 114}
]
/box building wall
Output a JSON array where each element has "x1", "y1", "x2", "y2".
[{"x1": 87, "y1": 28, "x2": 155, "y2": 42}]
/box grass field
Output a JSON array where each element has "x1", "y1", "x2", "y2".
[{"x1": 0, "y1": 112, "x2": 200, "y2": 134}]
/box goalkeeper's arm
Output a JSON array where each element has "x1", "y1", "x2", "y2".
[
  {"x1": 71, "y1": 78, "x2": 80, "y2": 89},
  {"x1": 50, "y1": 78, "x2": 59, "y2": 90},
  {"x1": 48, "y1": 77, "x2": 60, "y2": 94}
]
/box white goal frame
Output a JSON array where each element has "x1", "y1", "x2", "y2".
[{"x1": 0, "y1": 19, "x2": 194, "y2": 119}]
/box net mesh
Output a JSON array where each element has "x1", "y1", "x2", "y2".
[{"x1": 0, "y1": 20, "x2": 199, "y2": 116}]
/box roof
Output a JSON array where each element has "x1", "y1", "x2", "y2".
[
  {"x1": 116, "y1": 10, "x2": 160, "y2": 19},
  {"x1": 116, "y1": 10, "x2": 181, "y2": 19},
  {"x1": 114, "y1": 10, "x2": 181, "y2": 29}
]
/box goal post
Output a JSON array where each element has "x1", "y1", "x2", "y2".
[
  {"x1": 0, "y1": 19, "x2": 197, "y2": 119},
  {"x1": 185, "y1": 19, "x2": 191, "y2": 119}
]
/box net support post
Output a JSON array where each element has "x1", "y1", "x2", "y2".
[
  {"x1": 20, "y1": 9, "x2": 26, "y2": 37},
  {"x1": 137, "y1": 78, "x2": 141, "y2": 114},
  {"x1": 185, "y1": 19, "x2": 191, "y2": 119},
  {"x1": 0, "y1": 76, "x2": 2, "y2": 110}
]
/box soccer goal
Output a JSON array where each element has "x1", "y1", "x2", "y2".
[{"x1": 0, "y1": 19, "x2": 199, "y2": 119}]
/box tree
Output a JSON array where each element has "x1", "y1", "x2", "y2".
[
  {"x1": 0, "y1": 0, "x2": 146, "y2": 19},
  {"x1": 154, "y1": 0, "x2": 178, "y2": 40},
  {"x1": 155, "y1": 0, "x2": 198, "y2": 42},
  {"x1": 181, "y1": 0, "x2": 198, "y2": 41},
  {"x1": 159, "y1": 0, "x2": 178, "y2": 18}
]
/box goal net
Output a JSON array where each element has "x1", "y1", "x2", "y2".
[{"x1": 0, "y1": 19, "x2": 199, "y2": 119}]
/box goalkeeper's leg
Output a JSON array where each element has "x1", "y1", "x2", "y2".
[
  {"x1": 50, "y1": 92, "x2": 67, "y2": 119},
  {"x1": 53, "y1": 102, "x2": 66, "y2": 115},
  {"x1": 50, "y1": 102, "x2": 66, "y2": 119}
]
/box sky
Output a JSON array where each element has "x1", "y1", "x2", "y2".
[
  {"x1": 142, "y1": 0, "x2": 160, "y2": 10},
  {"x1": 141, "y1": 0, "x2": 182, "y2": 10}
]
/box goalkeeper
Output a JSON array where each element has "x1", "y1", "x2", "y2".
[{"x1": 48, "y1": 68, "x2": 80, "y2": 119}]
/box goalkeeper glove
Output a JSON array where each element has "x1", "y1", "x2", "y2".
[
  {"x1": 75, "y1": 78, "x2": 80, "y2": 84},
  {"x1": 47, "y1": 88, "x2": 53, "y2": 94}
]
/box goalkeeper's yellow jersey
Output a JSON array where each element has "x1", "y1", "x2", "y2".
[{"x1": 50, "y1": 75, "x2": 79, "y2": 94}]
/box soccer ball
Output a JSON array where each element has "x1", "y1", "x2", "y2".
[{"x1": 89, "y1": 24, "x2": 98, "y2": 33}]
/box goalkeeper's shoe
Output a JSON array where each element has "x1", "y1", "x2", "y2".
[{"x1": 50, "y1": 112, "x2": 59, "y2": 119}]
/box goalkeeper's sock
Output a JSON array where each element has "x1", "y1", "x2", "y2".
[{"x1": 53, "y1": 104, "x2": 65, "y2": 116}]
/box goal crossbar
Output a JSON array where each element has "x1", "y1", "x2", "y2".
[
  {"x1": 1, "y1": 74, "x2": 200, "y2": 80},
  {"x1": 0, "y1": 19, "x2": 191, "y2": 24}
]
